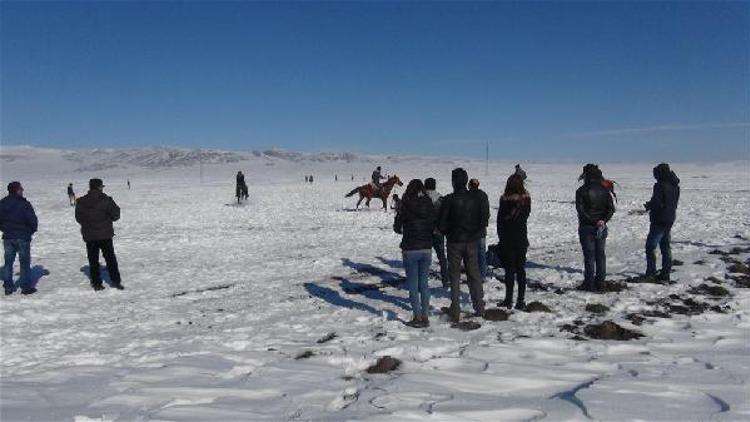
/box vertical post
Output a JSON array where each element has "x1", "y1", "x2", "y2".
[{"x1": 200, "y1": 158, "x2": 204, "y2": 184}]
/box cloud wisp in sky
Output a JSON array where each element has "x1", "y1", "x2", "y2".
[{"x1": 568, "y1": 122, "x2": 750, "y2": 138}]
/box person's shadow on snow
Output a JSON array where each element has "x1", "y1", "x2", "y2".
[
  {"x1": 340, "y1": 258, "x2": 405, "y2": 288},
  {"x1": 0, "y1": 265, "x2": 50, "y2": 290},
  {"x1": 79, "y1": 265, "x2": 116, "y2": 287},
  {"x1": 303, "y1": 282, "x2": 402, "y2": 322}
]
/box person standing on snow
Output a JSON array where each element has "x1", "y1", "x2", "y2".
[
  {"x1": 469, "y1": 178, "x2": 490, "y2": 281},
  {"x1": 439, "y1": 168, "x2": 489, "y2": 321},
  {"x1": 497, "y1": 174, "x2": 531, "y2": 310},
  {"x1": 575, "y1": 164, "x2": 615, "y2": 292},
  {"x1": 0, "y1": 181, "x2": 39, "y2": 295},
  {"x1": 75, "y1": 178, "x2": 124, "y2": 291},
  {"x1": 67, "y1": 183, "x2": 76, "y2": 206},
  {"x1": 394, "y1": 179, "x2": 435, "y2": 328},
  {"x1": 424, "y1": 177, "x2": 449, "y2": 288},
  {"x1": 644, "y1": 163, "x2": 680, "y2": 282}
]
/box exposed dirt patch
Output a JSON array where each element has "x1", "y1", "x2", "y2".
[
  {"x1": 451, "y1": 321, "x2": 482, "y2": 331},
  {"x1": 624, "y1": 275, "x2": 673, "y2": 285},
  {"x1": 483, "y1": 308, "x2": 510, "y2": 321},
  {"x1": 295, "y1": 350, "x2": 315, "y2": 360},
  {"x1": 317, "y1": 332, "x2": 337, "y2": 344},
  {"x1": 727, "y1": 261, "x2": 750, "y2": 275},
  {"x1": 585, "y1": 303, "x2": 609, "y2": 314},
  {"x1": 366, "y1": 356, "x2": 402, "y2": 374},
  {"x1": 688, "y1": 283, "x2": 731, "y2": 297},
  {"x1": 600, "y1": 280, "x2": 629, "y2": 292},
  {"x1": 728, "y1": 274, "x2": 750, "y2": 288},
  {"x1": 524, "y1": 301, "x2": 552, "y2": 313},
  {"x1": 584, "y1": 321, "x2": 644, "y2": 341},
  {"x1": 672, "y1": 259, "x2": 684, "y2": 266}
]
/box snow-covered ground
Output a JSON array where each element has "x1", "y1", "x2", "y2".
[{"x1": 1, "y1": 147, "x2": 749, "y2": 421}]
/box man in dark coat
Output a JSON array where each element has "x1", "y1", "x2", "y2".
[
  {"x1": 438, "y1": 168, "x2": 489, "y2": 320},
  {"x1": 644, "y1": 163, "x2": 680, "y2": 280},
  {"x1": 75, "y1": 178, "x2": 123, "y2": 291},
  {"x1": 0, "y1": 181, "x2": 38, "y2": 295},
  {"x1": 371, "y1": 166, "x2": 385, "y2": 189},
  {"x1": 575, "y1": 164, "x2": 615, "y2": 292},
  {"x1": 576, "y1": 164, "x2": 615, "y2": 291}
]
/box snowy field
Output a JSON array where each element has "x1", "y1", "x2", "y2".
[{"x1": 1, "y1": 147, "x2": 749, "y2": 421}]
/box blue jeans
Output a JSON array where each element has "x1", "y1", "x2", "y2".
[
  {"x1": 3, "y1": 239, "x2": 31, "y2": 293},
  {"x1": 477, "y1": 237, "x2": 487, "y2": 279},
  {"x1": 579, "y1": 225, "x2": 607, "y2": 290},
  {"x1": 403, "y1": 250, "x2": 432, "y2": 317},
  {"x1": 645, "y1": 223, "x2": 672, "y2": 276}
]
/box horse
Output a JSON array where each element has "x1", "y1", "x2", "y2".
[
  {"x1": 236, "y1": 182, "x2": 249, "y2": 204},
  {"x1": 345, "y1": 175, "x2": 403, "y2": 209}
]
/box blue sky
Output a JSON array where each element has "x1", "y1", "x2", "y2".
[{"x1": 2, "y1": 1, "x2": 748, "y2": 161}]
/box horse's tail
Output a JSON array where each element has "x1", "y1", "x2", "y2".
[{"x1": 345, "y1": 187, "x2": 360, "y2": 197}]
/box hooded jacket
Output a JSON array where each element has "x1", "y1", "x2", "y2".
[
  {"x1": 394, "y1": 194, "x2": 435, "y2": 250},
  {"x1": 646, "y1": 164, "x2": 680, "y2": 225},
  {"x1": 497, "y1": 193, "x2": 531, "y2": 250},
  {"x1": 438, "y1": 170, "x2": 490, "y2": 243},
  {"x1": 0, "y1": 194, "x2": 38, "y2": 241},
  {"x1": 75, "y1": 190, "x2": 120, "y2": 242}
]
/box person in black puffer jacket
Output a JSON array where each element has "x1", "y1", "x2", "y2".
[
  {"x1": 438, "y1": 168, "x2": 489, "y2": 320},
  {"x1": 497, "y1": 174, "x2": 531, "y2": 310},
  {"x1": 644, "y1": 163, "x2": 680, "y2": 280},
  {"x1": 394, "y1": 179, "x2": 435, "y2": 328},
  {"x1": 75, "y1": 178, "x2": 123, "y2": 291},
  {"x1": 575, "y1": 164, "x2": 615, "y2": 291},
  {"x1": 0, "y1": 181, "x2": 39, "y2": 295}
]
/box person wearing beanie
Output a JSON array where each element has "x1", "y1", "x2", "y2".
[
  {"x1": 575, "y1": 164, "x2": 615, "y2": 292},
  {"x1": 0, "y1": 181, "x2": 39, "y2": 295},
  {"x1": 75, "y1": 178, "x2": 123, "y2": 291},
  {"x1": 644, "y1": 163, "x2": 680, "y2": 281},
  {"x1": 438, "y1": 168, "x2": 489, "y2": 321}
]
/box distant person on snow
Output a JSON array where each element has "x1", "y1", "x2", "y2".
[
  {"x1": 644, "y1": 163, "x2": 680, "y2": 282},
  {"x1": 469, "y1": 178, "x2": 490, "y2": 281},
  {"x1": 236, "y1": 171, "x2": 248, "y2": 201},
  {"x1": 576, "y1": 164, "x2": 615, "y2": 292},
  {"x1": 371, "y1": 166, "x2": 385, "y2": 189},
  {"x1": 0, "y1": 182, "x2": 39, "y2": 295},
  {"x1": 391, "y1": 194, "x2": 401, "y2": 213},
  {"x1": 75, "y1": 178, "x2": 123, "y2": 291},
  {"x1": 424, "y1": 177, "x2": 449, "y2": 288},
  {"x1": 394, "y1": 179, "x2": 435, "y2": 328},
  {"x1": 309, "y1": 175, "x2": 314, "y2": 184},
  {"x1": 497, "y1": 174, "x2": 531, "y2": 310},
  {"x1": 67, "y1": 183, "x2": 76, "y2": 206},
  {"x1": 514, "y1": 164, "x2": 527, "y2": 181},
  {"x1": 127, "y1": 179, "x2": 131, "y2": 190},
  {"x1": 305, "y1": 176, "x2": 308, "y2": 183},
  {"x1": 439, "y1": 168, "x2": 489, "y2": 321}
]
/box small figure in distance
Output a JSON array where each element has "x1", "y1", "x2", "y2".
[
  {"x1": 67, "y1": 183, "x2": 76, "y2": 206},
  {"x1": 371, "y1": 166, "x2": 385, "y2": 190},
  {"x1": 0, "y1": 181, "x2": 39, "y2": 295}
]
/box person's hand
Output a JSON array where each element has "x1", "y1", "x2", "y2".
[
  {"x1": 596, "y1": 220, "x2": 605, "y2": 227},
  {"x1": 643, "y1": 202, "x2": 650, "y2": 210}
]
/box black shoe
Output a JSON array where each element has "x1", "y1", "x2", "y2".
[
  {"x1": 4, "y1": 289, "x2": 15, "y2": 296},
  {"x1": 111, "y1": 283, "x2": 125, "y2": 290},
  {"x1": 20, "y1": 288, "x2": 37, "y2": 295},
  {"x1": 441, "y1": 306, "x2": 461, "y2": 322},
  {"x1": 473, "y1": 309, "x2": 485, "y2": 318},
  {"x1": 92, "y1": 283, "x2": 104, "y2": 291},
  {"x1": 499, "y1": 299, "x2": 512, "y2": 309},
  {"x1": 405, "y1": 317, "x2": 426, "y2": 328},
  {"x1": 657, "y1": 271, "x2": 670, "y2": 282},
  {"x1": 515, "y1": 301, "x2": 526, "y2": 310}
]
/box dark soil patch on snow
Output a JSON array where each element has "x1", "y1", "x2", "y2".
[
  {"x1": 317, "y1": 332, "x2": 337, "y2": 344},
  {"x1": 483, "y1": 308, "x2": 510, "y2": 321},
  {"x1": 728, "y1": 274, "x2": 750, "y2": 288},
  {"x1": 366, "y1": 356, "x2": 401, "y2": 374},
  {"x1": 688, "y1": 283, "x2": 731, "y2": 297},
  {"x1": 624, "y1": 274, "x2": 674, "y2": 285},
  {"x1": 694, "y1": 259, "x2": 707, "y2": 265},
  {"x1": 672, "y1": 259, "x2": 684, "y2": 266},
  {"x1": 585, "y1": 303, "x2": 610, "y2": 314},
  {"x1": 706, "y1": 276, "x2": 724, "y2": 284},
  {"x1": 524, "y1": 301, "x2": 552, "y2": 313},
  {"x1": 584, "y1": 321, "x2": 644, "y2": 341},
  {"x1": 295, "y1": 350, "x2": 315, "y2": 360},
  {"x1": 727, "y1": 261, "x2": 750, "y2": 275},
  {"x1": 452, "y1": 321, "x2": 482, "y2": 331}
]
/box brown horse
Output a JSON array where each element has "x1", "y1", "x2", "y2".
[{"x1": 345, "y1": 175, "x2": 403, "y2": 209}]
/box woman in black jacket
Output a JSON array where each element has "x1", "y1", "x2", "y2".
[
  {"x1": 394, "y1": 179, "x2": 435, "y2": 327},
  {"x1": 497, "y1": 174, "x2": 531, "y2": 310}
]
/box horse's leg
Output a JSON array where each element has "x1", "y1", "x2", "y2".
[{"x1": 356, "y1": 195, "x2": 363, "y2": 209}]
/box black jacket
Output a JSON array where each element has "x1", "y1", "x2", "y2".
[
  {"x1": 394, "y1": 195, "x2": 435, "y2": 250},
  {"x1": 438, "y1": 188, "x2": 490, "y2": 243},
  {"x1": 576, "y1": 179, "x2": 615, "y2": 227},
  {"x1": 0, "y1": 194, "x2": 38, "y2": 241},
  {"x1": 75, "y1": 190, "x2": 120, "y2": 242},
  {"x1": 646, "y1": 169, "x2": 680, "y2": 225},
  {"x1": 497, "y1": 193, "x2": 531, "y2": 250}
]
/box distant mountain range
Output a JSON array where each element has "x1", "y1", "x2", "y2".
[{"x1": 1, "y1": 146, "x2": 372, "y2": 171}]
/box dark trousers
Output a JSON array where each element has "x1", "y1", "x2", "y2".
[
  {"x1": 645, "y1": 223, "x2": 672, "y2": 276},
  {"x1": 86, "y1": 239, "x2": 121, "y2": 286},
  {"x1": 502, "y1": 246, "x2": 527, "y2": 303},
  {"x1": 447, "y1": 241, "x2": 484, "y2": 313},
  {"x1": 432, "y1": 233, "x2": 449, "y2": 287},
  {"x1": 579, "y1": 225, "x2": 607, "y2": 289}
]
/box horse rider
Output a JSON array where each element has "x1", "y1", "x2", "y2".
[
  {"x1": 236, "y1": 171, "x2": 247, "y2": 199},
  {"x1": 371, "y1": 166, "x2": 385, "y2": 190}
]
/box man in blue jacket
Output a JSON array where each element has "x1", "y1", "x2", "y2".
[
  {"x1": 0, "y1": 181, "x2": 39, "y2": 295},
  {"x1": 644, "y1": 163, "x2": 680, "y2": 281}
]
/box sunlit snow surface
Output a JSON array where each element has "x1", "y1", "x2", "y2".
[{"x1": 1, "y1": 148, "x2": 748, "y2": 421}]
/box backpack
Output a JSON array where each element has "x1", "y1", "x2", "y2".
[{"x1": 486, "y1": 243, "x2": 503, "y2": 268}]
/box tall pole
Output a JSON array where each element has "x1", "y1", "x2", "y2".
[{"x1": 200, "y1": 158, "x2": 204, "y2": 184}]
